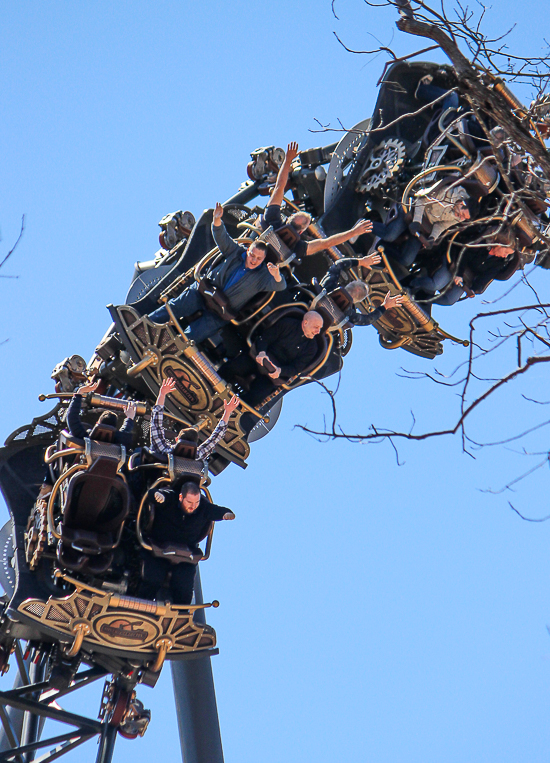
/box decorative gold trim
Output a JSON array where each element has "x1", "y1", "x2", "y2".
[{"x1": 18, "y1": 576, "x2": 217, "y2": 659}]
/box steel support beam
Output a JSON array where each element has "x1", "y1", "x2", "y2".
[{"x1": 171, "y1": 570, "x2": 224, "y2": 763}]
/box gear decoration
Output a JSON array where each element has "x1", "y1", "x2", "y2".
[{"x1": 356, "y1": 138, "x2": 407, "y2": 193}]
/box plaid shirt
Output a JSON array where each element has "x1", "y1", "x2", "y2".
[{"x1": 149, "y1": 405, "x2": 227, "y2": 460}]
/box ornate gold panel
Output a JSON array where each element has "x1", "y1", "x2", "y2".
[{"x1": 18, "y1": 584, "x2": 216, "y2": 657}]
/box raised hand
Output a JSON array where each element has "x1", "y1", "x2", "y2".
[
  {"x1": 285, "y1": 141, "x2": 299, "y2": 164},
  {"x1": 222, "y1": 395, "x2": 240, "y2": 422},
  {"x1": 382, "y1": 292, "x2": 406, "y2": 311},
  {"x1": 213, "y1": 202, "x2": 224, "y2": 226},
  {"x1": 156, "y1": 377, "x2": 177, "y2": 407},
  {"x1": 359, "y1": 252, "x2": 382, "y2": 269},
  {"x1": 255, "y1": 351, "x2": 267, "y2": 365},
  {"x1": 267, "y1": 262, "x2": 282, "y2": 281},
  {"x1": 124, "y1": 401, "x2": 138, "y2": 420}
]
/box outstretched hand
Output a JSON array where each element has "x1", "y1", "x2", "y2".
[
  {"x1": 77, "y1": 380, "x2": 100, "y2": 396},
  {"x1": 358, "y1": 252, "x2": 382, "y2": 269},
  {"x1": 351, "y1": 219, "x2": 373, "y2": 238},
  {"x1": 222, "y1": 395, "x2": 240, "y2": 422},
  {"x1": 382, "y1": 292, "x2": 406, "y2": 311}
]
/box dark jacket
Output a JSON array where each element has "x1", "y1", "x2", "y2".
[
  {"x1": 67, "y1": 394, "x2": 134, "y2": 448},
  {"x1": 256, "y1": 316, "x2": 319, "y2": 378},
  {"x1": 211, "y1": 223, "x2": 287, "y2": 310},
  {"x1": 147, "y1": 489, "x2": 230, "y2": 549},
  {"x1": 321, "y1": 258, "x2": 386, "y2": 327}
]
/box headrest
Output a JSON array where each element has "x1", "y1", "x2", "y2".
[
  {"x1": 88, "y1": 423, "x2": 117, "y2": 443},
  {"x1": 173, "y1": 439, "x2": 198, "y2": 460},
  {"x1": 274, "y1": 224, "x2": 301, "y2": 249},
  {"x1": 329, "y1": 287, "x2": 354, "y2": 312}
]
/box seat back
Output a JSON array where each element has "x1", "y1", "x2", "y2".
[
  {"x1": 198, "y1": 278, "x2": 237, "y2": 321},
  {"x1": 87, "y1": 422, "x2": 117, "y2": 443},
  {"x1": 63, "y1": 457, "x2": 129, "y2": 535},
  {"x1": 173, "y1": 439, "x2": 198, "y2": 460}
]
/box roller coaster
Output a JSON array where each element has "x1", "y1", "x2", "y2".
[{"x1": 0, "y1": 60, "x2": 548, "y2": 763}]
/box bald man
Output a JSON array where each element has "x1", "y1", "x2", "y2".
[{"x1": 219, "y1": 311, "x2": 324, "y2": 418}]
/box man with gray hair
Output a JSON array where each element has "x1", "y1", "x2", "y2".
[{"x1": 321, "y1": 256, "x2": 405, "y2": 326}]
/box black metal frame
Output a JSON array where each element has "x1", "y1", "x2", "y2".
[{"x1": 0, "y1": 643, "x2": 108, "y2": 763}]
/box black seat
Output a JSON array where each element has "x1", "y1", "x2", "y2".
[{"x1": 57, "y1": 457, "x2": 130, "y2": 574}]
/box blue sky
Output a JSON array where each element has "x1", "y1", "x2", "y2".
[{"x1": 1, "y1": 1, "x2": 550, "y2": 762}]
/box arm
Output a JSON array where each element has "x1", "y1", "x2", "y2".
[
  {"x1": 149, "y1": 405, "x2": 173, "y2": 454},
  {"x1": 259, "y1": 264, "x2": 287, "y2": 292},
  {"x1": 118, "y1": 400, "x2": 137, "y2": 439},
  {"x1": 207, "y1": 502, "x2": 236, "y2": 521},
  {"x1": 196, "y1": 396, "x2": 240, "y2": 460},
  {"x1": 320, "y1": 258, "x2": 360, "y2": 292},
  {"x1": 66, "y1": 395, "x2": 88, "y2": 439},
  {"x1": 306, "y1": 220, "x2": 373, "y2": 256},
  {"x1": 267, "y1": 142, "x2": 299, "y2": 209},
  {"x1": 212, "y1": 202, "x2": 243, "y2": 258}
]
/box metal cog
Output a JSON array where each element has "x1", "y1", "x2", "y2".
[{"x1": 356, "y1": 138, "x2": 407, "y2": 193}]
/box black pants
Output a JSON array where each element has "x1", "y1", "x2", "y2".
[
  {"x1": 220, "y1": 353, "x2": 280, "y2": 433},
  {"x1": 138, "y1": 553, "x2": 197, "y2": 605}
]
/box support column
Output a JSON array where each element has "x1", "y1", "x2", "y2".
[{"x1": 170, "y1": 570, "x2": 224, "y2": 763}]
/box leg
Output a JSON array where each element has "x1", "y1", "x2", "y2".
[
  {"x1": 242, "y1": 375, "x2": 277, "y2": 409},
  {"x1": 371, "y1": 207, "x2": 408, "y2": 243},
  {"x1": 138, "y1": 554, "x2": 170, "y2": 600},
  {"x1": 169, "y1": 562, "x2": 197, "y2": 605},
  {"x1": 185, "y1": 312, "x2": 226, "y2": 343},
  {"x1": 392, "y1": 236, "x2": 422, "y2": 268},
  {"x1": 149, "y1": 282, "x2": 206, "y2": 324},
  {"x1": 218, "y1": 352, "x2": 257, "y2": 383}
]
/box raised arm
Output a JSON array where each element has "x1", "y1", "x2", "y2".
[
  {"x1": 66, "y1": 381, "x2": 100, "y2": 439},
  {"x1": 196, "y1": 396, "x2": 240, "y2": 460},
  {"x1": 267, "y1": 142, "x2": 299, "y2": 209},
  {"x1": 306, "y1": 219, "x2": 373, "y2": 256},
  {"x1": 211, "y1": 202, "x2": 243, "y2": 257},
  {"x1": 150, "y1": 378, "x2": 177, "y2": 454}
]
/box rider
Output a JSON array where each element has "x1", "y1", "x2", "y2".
[
  {"x1": 148, "y1": 203, "x2": 286, "y2": 343},
  {"x1": 320, "y1": 254, "x2": 406, "y2": 325},
  {"x1": 67, "y1": 380, "x2": 137, "y2": 448},
  {"x1": 220, "y1": 310, "x2": 324, "y2": 433},
  {"x1": 261, "y1": 141, "x2": 374, "y2": 257},
  {"x1": 138, "y1": 480, "x2": 235, "y2": 605},
  {"x1": 149, "y1": 378, "x2": 240, "y2": 460}
]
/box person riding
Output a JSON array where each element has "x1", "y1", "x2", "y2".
[
  {"x1": 261, "y1": 141, "x2": 374, "y2": 257},
  {"x1": 320, "y1": 254, "x2": 406, "y2": 325},
  {"x1": 67, "y1": 380, "x2": 137, "y2": 448},
  {"x1": 138, "y1": 481, "x2": 235, "y2": 605},
  {"x1": 220, "y1": 311, "x2": 324, "y2": 433},
  {"x1": 149, "y1": 377, "x2": 240, "y2": 460},
  {"x1": 148, "y1": 202, "x2": 286, "y2": 343},
  {"x1": 408, "y1": 226, "x2": 519, "y2": 306}
]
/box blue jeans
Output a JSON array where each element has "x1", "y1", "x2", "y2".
[
  {"x1": 149, "y1": 281, "x2": 226, "y2": 343},
  {"x1": 409, "y1": 263, "x2": 463, "y2": 306},
  {"x1": 372, "y1": 208, "x2": 421, "y2": 267}
]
